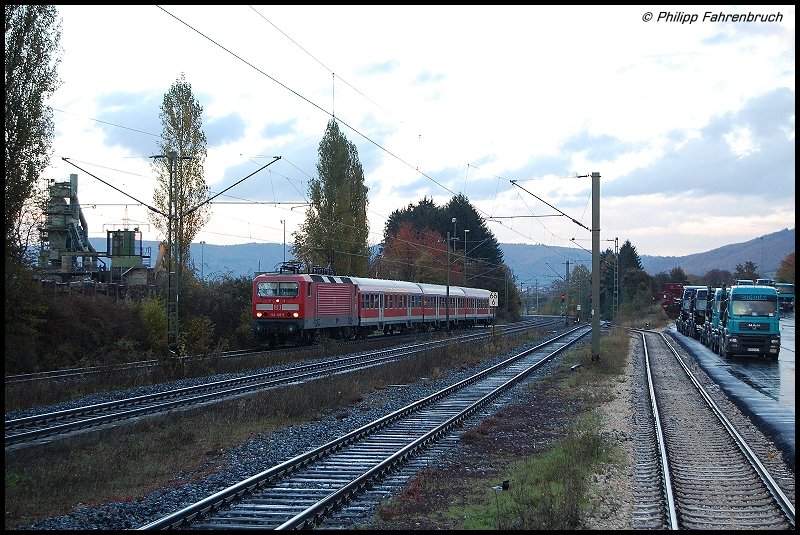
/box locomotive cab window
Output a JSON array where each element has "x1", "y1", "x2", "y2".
[{"x1": 257, "y1": 281, "x2": 300, "y2": 298}]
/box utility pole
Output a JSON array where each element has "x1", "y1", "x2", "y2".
[
  {"x1": 281, "y1": 219, "x2": 286, "y2": 264},
  {"x1": 464, "y1": 228, "x2": 469, "y2": 286},
  {"x1": 446, "y1": 231, "x2": 451, "y2": 331},
  {"x1": 200, "y1": 240, "x2": 205, "y2": 280},
  {"x1": 565, "y1": 260, "x2": 570, "y2": 325},
  {"x1": 613, "y1": 237, "x2": 619, "y2": 319},
  {"x1": 591, "y1": 172, "x2": 600, "y2": 360}
]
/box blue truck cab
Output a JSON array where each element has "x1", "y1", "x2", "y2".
[
  {"x1": 717, "y1": 284, "x2": 780, "y2": 358},
  {"x1": 774, "y1": 282, "x2": 795, "y2": 312},
  {"x1": 675, "y1": 285, "x2": 705, "y2": 337}
]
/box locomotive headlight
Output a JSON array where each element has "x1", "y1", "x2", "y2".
[
  {"x1": 256, "y1": 312, "x2": 263, "y2": 318},
  {"x1": 292, "y1": 312, "x2": 299, "y2": 318}
]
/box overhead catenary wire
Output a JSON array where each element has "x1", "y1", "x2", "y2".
[{"x1": 59, "y1": 6, "x2": 590, "y2": 259}]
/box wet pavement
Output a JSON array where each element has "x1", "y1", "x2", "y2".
[{"x1": 667, "y1": 314, "x2": 795, "y2": 469}]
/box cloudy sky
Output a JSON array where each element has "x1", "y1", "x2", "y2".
[{"x1": 46, "y1": 5, "x2": 794, "y2": 258}]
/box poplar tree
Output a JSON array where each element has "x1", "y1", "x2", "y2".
[
  {"x1": 292, "y1": 119, "x2": 369, "y2": 276},
  {"x1": 5, "y1": 5, "x2": 61, "y2": 261},
  {"x1": 148, "y1": 73, "x2": 210, "y2": 274},
  {"x1": 5, "y1": 5, "x2": 62, "y2": 371}
]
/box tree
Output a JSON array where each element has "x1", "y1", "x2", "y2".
[
  {"x1": 598, "y1": 247, "x2": 616, "y2": 318},
  {"x1": 5, "y1": 5, "x2": 62, "y2": 261},
  {"x1": 292, "y1": 119, "x2": 369, "y2": 276},
  {"x1": 733, "y1": 261, "x2": 759, "y2": 281},
  {"x1": 701, "y1": 268, "x2": 733, "y2": 287},
  {"x1": 621, "y1": 268, "x2": 652, "y2": 303},
  {"x1": 148, "y1": 73, "x2": 210, "y2": 274},
  {"x1": 611, "y1": 239, "x2": 642, "y2": 305},
  {"x1": 568, "y1": 264, "x2": 591, "y2": 319},
  {"x1": 668, "y1": 266, "x2": 689, "y2": 284},
  {"x1": 5, "y1": 6, "x2": 62, "y2": 372},
  {"x1": 384, "y1": 197, "x2": 439, "y2": 238},
  {"x1": 775, "y1": 252, "x2": 795, "y2": 284},
  {"x1": 384, "y1": 193, "x2": 504, "y2": 290}
]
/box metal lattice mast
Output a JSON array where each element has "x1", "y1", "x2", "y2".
[{"x1": 167, "y1": 152, "x2": 179, "y2": 356}]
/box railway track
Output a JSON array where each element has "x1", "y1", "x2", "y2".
[
  {"x1": 4, "y1": 318, "x2": 566, "y2": 387},
  {"x1": 136, "y1": 325, "x2": 591, "y2": 530},
  {"x1": 632, "y1": 330, "x2": 794, "y2": 529},
  {"x1": 5, "y1": 319, "x2": 560, "y2": 450}
]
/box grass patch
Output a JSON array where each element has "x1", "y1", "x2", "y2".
[
  {"x1": 463, "y1": 415, "x2": 609, "y2": 530},
  {"x1": 374, "y1": 314, "x2": 656, "y2": 530}
]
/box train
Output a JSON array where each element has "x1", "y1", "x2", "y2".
[
  {"x1": 251, "y1": 265, "x2": 495, "y2": 346},
  {"x1": 675, "y1": 282, "x2": 781, "y2": 358}
]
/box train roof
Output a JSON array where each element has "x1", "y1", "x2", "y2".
[
  {"x1": 253, "y1": 273, "x2": 491, "y2": 298},
  {"x1": 452, "y1": 286, "x2": 491, "y2": 298},
  {"x1": 347, "y1": 276, "x2": 423, "y2": 293},
  {"x1": 414, "y1": 282, "x2": 464, "y2": 297}
]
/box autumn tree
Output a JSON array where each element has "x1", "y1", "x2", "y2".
[
  {"x1": 148, "y1": 73, "x2": 210, "y2": 275},
  {"x1": 378, "y1": 223, "x2": 449, "y2": 284},
  {"x1": 5, "y1": 5, "x2": 62, "y2": 262},
  {"x1": 775, "y1": 252, "x2": 795, "y2": 284},
  {"x1": 292, "y1": 119, "x2": 369, "y2": 276},
  {"x1": 384, "y1": 193, "x2": 503, "y2": 290}
]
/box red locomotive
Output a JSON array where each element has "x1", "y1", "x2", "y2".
[{"x1": 251, "y1": 269, "x2": 494, "y2": 346}]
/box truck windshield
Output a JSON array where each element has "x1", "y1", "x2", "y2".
[{"x1": 731, "y1": 295, "x2": 778, "y2": 317}]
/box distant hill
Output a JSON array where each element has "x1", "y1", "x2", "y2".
[
  {"x1": 501, "y1": 227, "x2": 794, "y2": 287},
  {"x1": 88, "y1": 227, "x2": 794, "y2": 285}
]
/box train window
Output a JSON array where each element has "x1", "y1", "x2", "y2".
[
  {"x1": 257, "y1": 282, "x2": 279, "y2": 297},
  {"x1": 257, "y1": 281, "x2": 300, "y2": 297},
  {"x1": 279, "y1": 282, "x2": 300, "y2": 297}
]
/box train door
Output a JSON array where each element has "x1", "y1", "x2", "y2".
[{"x1": 378, "y1": 292, "x2": 384, "y2": 325}]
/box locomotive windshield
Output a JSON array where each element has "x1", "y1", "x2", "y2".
[{"x1": 257, "y1": 281, "x2": 300, "y2": 298}]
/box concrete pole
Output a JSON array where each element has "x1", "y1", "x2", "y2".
[{"x1": 592, "y1": 172, "x2": 601, "y2": 360}]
